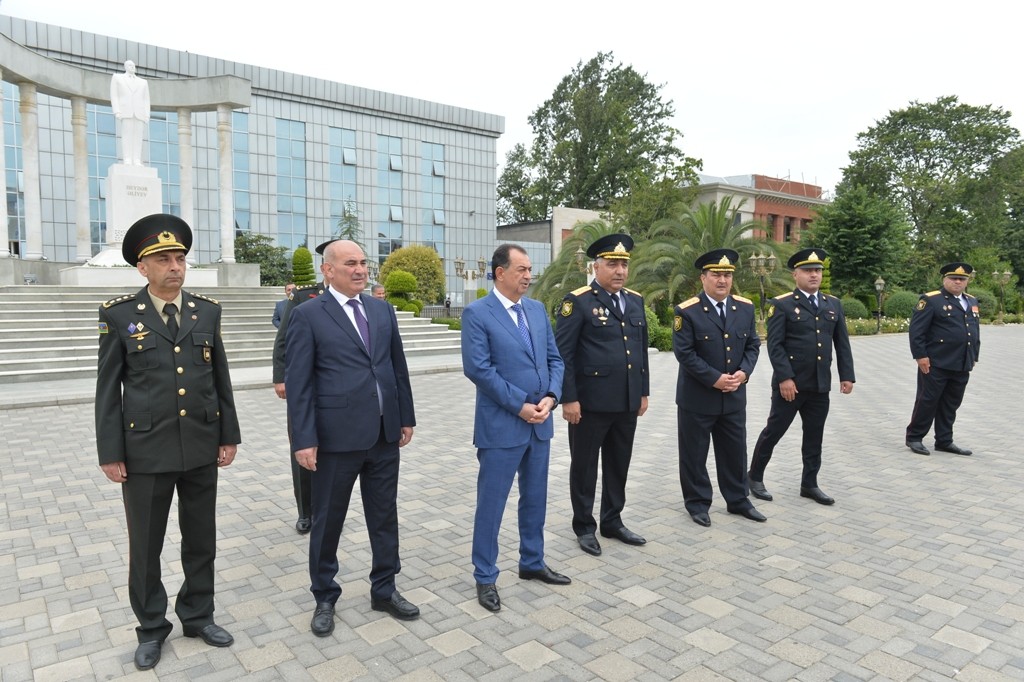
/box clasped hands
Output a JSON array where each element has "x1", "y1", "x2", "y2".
[
  {"x1": 519, "y1": 396, "x2": 556, "y2": 425},
  {"x1": 713, "y1": 371, "x2": 746, "y2": 394}
]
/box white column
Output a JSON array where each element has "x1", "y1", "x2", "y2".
[
  {"x1": 71, "y1": 96, "x2": 91, "y2": 262},
  {"x1": 177, "y1": 107, "x2": 194, "y2": 227},
  {"x1": 216, "y1": 104, "x2": 235, "y2": 263},
  {"x1": 0, "y1": 68, "x2": 10, "y2": 257},
  {"x1": 18, "y1": 82, "x2": 43, "y2": 260}
]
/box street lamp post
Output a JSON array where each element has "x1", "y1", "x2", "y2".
[
  {"x1": 454, "y1": 256, "x2": 489, "y2": 304},
  {"x1": 574, "y1": 245, "x2": 593, "y2": 276},
  {"x1": 748, "y1": 253, "x2": 777, "y2": 321},
  {"x1": 994, "y1": 270, "x2": 1011, "y2": 322},
  {"x1": 874, "y1": 276, "x2": 886, "y2": 334}
]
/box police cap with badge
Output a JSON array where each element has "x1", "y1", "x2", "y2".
[
  {"x1": 941, "y1": 262, "x2": 973, "y2": 279},
  {"x1": 695, "y1": 248, "x2": 739, "y2": 272},
  {"x1": 121, "y1": 213, "x2": 193, "y2": 265},
  {"x1": 586, "y1": 233, "x2": 634, "y2": 261},
  {"x1": 788, "y1": 248, "x2": 827, "y2": 270}
]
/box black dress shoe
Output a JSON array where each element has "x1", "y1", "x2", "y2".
[
  {"x1": 519, "y1": 566, "x2": 571, "y2": 585},
  {"x1": 690, "y1": 512, "x2": 711, "y2": 527},
  {"x1": 371, "y1": 591, "x2": 420, "y2": 620},
  {"x1": 295, "y1": 517, "x2": 311, "y2": 534},
  {"x1": 577, "y1": 533, "x2": 602, "y2": 556},
  {"x1": 310, "y1": 602, "x2": 335, "y2": 637},
  {"x1": 134, "y1": 640, "x2": 163, "y2": 671},
  {"x1": 183, "y1": 623, "x2": 234, "y2": 647},
  {"x1": 749, "y1": 478, "x2": 773, "y2": 501},
  {"x1": 906, "y1": 440, "x2": 930, "y2": 455},
  {"x1": 800, "y1": 487, "x2": 835, "y2": 505},
  {"x1": 477, "y1": 583, "x2": 501, "y2": 612},
  {"x1": 935, "y1": 442, "x2": 972, "y2": 456},
  {"x1": 601, "y1": 526, "x2": 646, "y2": 546},
  {"x1": 729, "y1": 506, "x2": 767, "y2": 522}
]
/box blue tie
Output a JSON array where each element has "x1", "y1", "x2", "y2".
[{"x1": 511, "y1": 303, "x2": 534, "y2": 358}]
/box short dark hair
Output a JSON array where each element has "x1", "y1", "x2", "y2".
[{"x1": 491, "y1": 243, "x2": 526, "y2": 277}]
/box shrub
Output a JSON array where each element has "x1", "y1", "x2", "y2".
[
  {"x1": 476, "y1": 287, "x2": 488, "y2": 300},
  {"x1": 431, "y1": 317, "x2": 462, "y2": 330},
  {"x1": 291, "y1": 246, "x2": 316, "y2": 286},
  {"x1": 406, "y1": 299, "x2": 424, "y2": 316},
  {"x1": 968, "y1": 286, "x2": 996, "y2": 318},
  {"x1": 645, "y1": 306, "x2": 672, "y2": 352},
  {"x1": 384, "y1": 269, "x2": 417, "y2": 298},
  {"x1": 234, "y1": 232, "x2": 290, "y2": 286},
  {"x1": 379, "y1": 245, "x2": 445, "y2": 303},
  {"x1": 840, "y1": 296, "x2": 870, "y2": 319},
  {"x1": 884, "y1": 290, "x2": 920, "y2": 319}
]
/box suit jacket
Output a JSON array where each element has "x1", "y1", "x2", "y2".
[
  {"x1": 110, "y1": 72, "x2": 150, "y2": 121},
  {"x1": 272, "y1": 282, "x2": 324, "y2": 383},
  {"x1": 673, "y1": 292, "x2": 760, "y2": 415},
  {"x1": 95, "y1": 286, "x2": 241, "y2": 474},
  {"x1": 462, "y1": 292, "x2": 564, "y2": 449},
  {"x1": 909, "y1": 287, "x2": 980, "y2": 372},
  {"x1": 555, "y1": 283, "x2": 649, "y2": 412},
  {"x1": 766, "y1": 290, "x2": 855, "y2": 392},
  {"x1": 285, "y1": 290, "x2": 415, "y2": 452},
  {"x1": 272, "y1": 298, "x2": 287, "y2": 328}
]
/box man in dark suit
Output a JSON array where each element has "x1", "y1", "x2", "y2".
[
  {"x1": 272, "y1": 241, "x2": 336, "y2": 534},
  {"x1": 555, "y1": 233, "x2": 649, "y2": 556},
  {"x1": 906, "y1": 262, "x2": 980, "y2": 456},
  {"x1": 95, "y1": 214, "x2": 241, "y2": 671},
  {"x1": 285, "y1": 239, "x2": 419, "y2": 635},
  {"x1": 673, "y1": 249, "x2": 763, "y2": 527},
  {"x1": 272, "y1": 283, "x2": 296, "y2": 328},
  {"x1": 748, "y1": 249, "x2": 855, "y2": 506},
  {"x1": 462, "y1": 244, "x2": 568, "y2": 613}
]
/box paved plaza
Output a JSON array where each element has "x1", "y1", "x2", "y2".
[{"x1": 2, "y1": 326, "x2": 1023, "y2": 681}]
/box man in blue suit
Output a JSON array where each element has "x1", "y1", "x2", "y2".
[
  {"x1": 285, "y1": 239, "x2": 419, "y2": 636},
  {"x1": 462, "y1": 244, "x2": 569, "y2": 613}
]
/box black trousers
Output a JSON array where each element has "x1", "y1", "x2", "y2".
[
  {"x1": 122, "y1": 462, "x2": 218, "y2": 642},
  {"x1": 906, "y1": 366, "x2": 970, "y2": 446},
  {"x1": 567, "y1": 409, "x2": 638, "y2": 536},
  {"x1": 749, "y1": 389, "x2": 830, "y2": 488},
  {"x1": 287, "y1": 411, "x2": 312, "y2": 519},
  {"x1": 308, "y1": 419, "x2": 400, "y2": 605},
  {"x1": 677, "y1": 407, "x2": 752, "y2": 515}
]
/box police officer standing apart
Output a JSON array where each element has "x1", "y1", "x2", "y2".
[
  {"x1": 95, "y1": 214, "x2": 241, "y2": 670},
  {"x1": 555, "y1": 234, "x2": 649, "y2": 556},
  {"x1": 673, "y1": 249, "x2": 763, "y2": 527},
  {"x1": 905, "y1": 263, "x2": 980, "y2": 456},
  {"x1": 748, "y1": 249, "x2": 855, "y2": 505}
]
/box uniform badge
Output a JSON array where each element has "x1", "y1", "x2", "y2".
[
  {"x1": 673, "y1": 315, "x2": 682, "y2": 331},
  {"x1": 97, "y1": 322, "x2": 108, "y2": 335},
  {"x1": 561, "y1": 301, "x2": 573, "y2": 317},
  {"x1": 916, "y1": 299, "x2": 927, "y2": 311},
  {"x1": 203, "y1": 347, "x2": 212, "y2": 363},
  {"x1": 187, "y1": 301, "x2": 196, "y2": 308},
  {"x1": 766, "y1": 305, "x2": 775, "y2": 318}
]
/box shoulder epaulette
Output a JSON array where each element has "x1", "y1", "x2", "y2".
[
  {"x1": 733, "y1": 295, "x2": 753, "y2": 305},
  {"x1": 678, "y1": 297, "x2": 700, "y2": 310},
  {"x1": 774, "y1": 292, "x2": 794, "y2": 300},
  {"x1": 924, "y1": 290, "x2": 941, "y2": 297},
  {"x1": 295, "y1": 283, "x2": 319, "y2": 290},
  {"x1": 624, "y1": 287, "x2": 641, "y2": 297},
  {"x1": 190, "y1": 292, "x2": 220, "y2": 305},
  {"x1": 102, "y1": 293, "x2": 136, "y2": 309},
  {"x1": 825, "y1": 294, "x2": 840, "y2": 301},
  {"x1": 570, "y1": 285, "x2": 591, "y2": 296}
]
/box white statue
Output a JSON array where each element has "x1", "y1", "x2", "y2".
[{"x1": 110, "y1": 60, "x2": 151, "y2": 166}]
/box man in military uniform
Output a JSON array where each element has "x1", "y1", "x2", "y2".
[
  {"x1": 748, "y1": 249, "x2": 855, "y2": 506},
  {"x1": 673, "y1": 249, "x2": 763, "y2": 527},
  {"x1": 272, "y1": 238, "x2": 337, "y2": 534},
  {"x1": 555, "y1": 234, "x2": 649, "y2": 556},
  {"x1": 905, "y1": 262, "x2": 980, "y2": 456},
  {"x1": 95, "y1": 214, "x2": 241, "y2": 670}
]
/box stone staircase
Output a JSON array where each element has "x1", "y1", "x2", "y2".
[{"x1": 0, "y1": 285, "x2": 462, "y2": 384}]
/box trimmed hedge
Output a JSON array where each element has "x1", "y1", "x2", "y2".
[
  {"x1": 645, "y1": 306, "x2": 672, "y2": 352},
  {"x1": 840, "y1": 297, "x2": 870, "y2": 319},
  {"x1": 884, "y1": 290, "x2": 920, "y2": 319}
]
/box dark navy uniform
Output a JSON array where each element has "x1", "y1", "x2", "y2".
[
  {"x1": 906, "y1": 281, "x2": 980, "y2": 449},
  {"x1": 749, "y1": 289, "x2": 855, "y2": 488},
  {"x1": 555, "y1": 282, "x2": 649, "y2": 537},
  {"x1": 673, "y1": 290, "x2": 760, "y2": 516}
]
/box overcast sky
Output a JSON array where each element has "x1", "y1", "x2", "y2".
[{"x1": 6, "y1": 0, "x2": 1021, "y2": 196}]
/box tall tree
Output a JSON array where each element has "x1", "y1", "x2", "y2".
[
  {"x1": 497, "y1": 52, "x2": 700, "y2": 223},
  {"x1": 843, "y1": 95, "x2": 1021, "y2": 274}
]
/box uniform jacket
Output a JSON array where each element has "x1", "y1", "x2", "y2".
[
  {"x1": 765, "y1": 290, "x2": 855, "y2": 392},
  {"x1": 285, "y1": 291, "x2": 415, "y2": 453},
  {"x1": 272, "y1": 282, "x2": 324, "y2": 383},
  {"x1": 673, "y1": 292, "x2": 760, "y2": 415},
  {"x1": 462, "y1": 292, "x2": 564, "y2": 449},
  {"x1": 95, "y1": 287, "x2": 241, "y2": 474},
  {"x1": 555, "y1": 283, "x2": 649, "y2": 412},
  {"x1": 909, "y1": 287, "x2": 980, "y2": 372}
]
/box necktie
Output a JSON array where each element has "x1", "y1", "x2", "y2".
[
  {"x1": 960, "y1": 296, "x2": 968, "y2": 311},
  {"x1": 512, "y1": 303, "x2": 534, "y2": 358},
  {"x1": 610, "y1": 293, "x2": 621, "y2": 315},
  {"x1": 810, "y1": 294, "x2": 819, "y2": 314},
  {"x1": 163, "y1": 303, "x2": 179, "y2": 338},
  {"x1": 717, "y1": 301, "x2": 726, "y2": 322},
  {"x1": 347, "y1": 299, "x2": 371, "y2": 353}
]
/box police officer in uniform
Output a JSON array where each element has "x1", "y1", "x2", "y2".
[
  {"x1": 95, "y1": 214, "x2": 241, "y2": 670},
  {"x1": 748, "y1": 249, "x2": 855, "y2": 505},
  {"x1": 555, "y1": 234, "x2": 649, "y2": 556},
  {"x1": 272, "y1": 238, "x2": 338, "y2": 533},
  {"x1": 905, "y1": 263, "x2": 980, "y2": 456},
  {"x1": 673, "y1": 249, "x2": 763, "y2": 527}
]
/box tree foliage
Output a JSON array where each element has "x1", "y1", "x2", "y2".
[
  {"x1": 291, "y1": 246, "x2": 316, "y2": 286},
  {"x1": 335, "y1": 200, "x2": 365, "y2": 249},
  {"x1": 233, "y1": 232, "x2": 290, "y2": 286},
  {"x1": 379, "y1": 245, "x2": 446, "y2": 303},
  {"x1": 383, "y1": 269, "x2": 417, "y2": 296},
  {"x1": 497, "y1": 52, "x2": 700, "y2": 223},
  {"x1": 530, "y1": 219, "x2": 619, "y2": 316}
]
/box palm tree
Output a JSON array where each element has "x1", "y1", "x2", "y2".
[{"x1": 530, "y1": 219, "x2": 619, "y2": 317}]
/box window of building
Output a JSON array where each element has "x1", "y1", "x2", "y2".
[
  {"x1": 85, "y1": 103, "x2": 118, "y2": 253},
  {"x1": 328, "y1": 127, "x2": 358, "y2": 242},
  {"x1": 276, "y1": 118, "x2": 307, "y2": 252},
  {"x1": 421, "y1": 142, "x2": 445, "y2": 257},
  {"x1": 376, "y1": 135, "x2": 403, "y2": 264},
  {"x1": 3, "y1": 82, "x2": 25, "y2": 256}
]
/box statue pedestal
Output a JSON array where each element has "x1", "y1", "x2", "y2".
[{"x1": 87, "y1": 165, "x2": 163, "y2": 266}]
